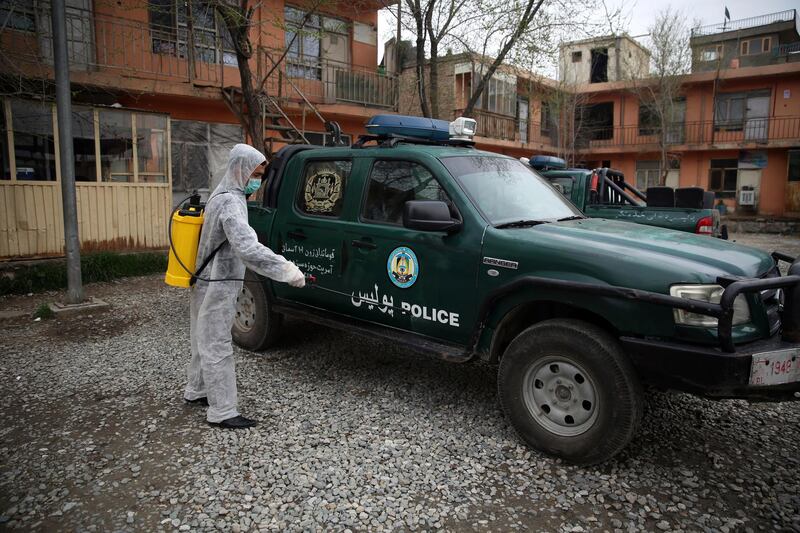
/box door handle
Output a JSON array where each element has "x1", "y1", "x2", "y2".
[
  {"x1": 287, "y1": 230, "x2": 306, "y2": 240},
  {"x1": 351, "y1": 239, "x2": 377, "y2": 250}
]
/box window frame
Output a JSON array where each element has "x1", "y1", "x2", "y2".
[
  {"x1": 358, "y1": 157, "x2": 453, "y2": 228},
  {"x1": 571, "y1": 51, "x2": 582, "y2": 63},
  {"x1": 293, "y1": 157, "x2": 353, "y2": 220},
  {"x1": 701, "y1": 44, "x2": 723, "y2": 62},
  {"x1": 787, "y1": 150, "x2": 800, "y2": 183},
  {"x1": 741, "y1": 40, "x2": 750, "y2": 56},
  {"x1": 148, "y1": 0, "x2": 238, "y2": 66},
  {"x1": 0, "y1": 98, "x2": 170, "y2": 185},
  {"x1": 708, "y1": 159, "x2": 739, "y2": 197}
]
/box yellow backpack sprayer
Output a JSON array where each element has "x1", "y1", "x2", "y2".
[
  {"x1": 165, "y1": 193, "x2": 231, "y2": 288},
  {"x1": 165, "y1": 192, "x2": 317, "y2": 288}
]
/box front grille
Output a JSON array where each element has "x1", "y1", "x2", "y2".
[{"x1": 760, "y1": 266, "x2": 782, "y2": 334}]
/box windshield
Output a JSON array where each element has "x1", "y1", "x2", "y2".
[{"x1": 442, "y1": 156, "x2": 582, "y2": 226}]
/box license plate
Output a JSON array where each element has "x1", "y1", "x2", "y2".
[{"x1": 749, "y1": 348, "x2": 800, "y2": 386}]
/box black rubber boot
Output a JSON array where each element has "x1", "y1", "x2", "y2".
[
  {"x1": 184, "y1": 397, "x2": 209, "y2": 407},
  {"x1": 208, "y1": 416, "x2": 258, "y2": 429}
]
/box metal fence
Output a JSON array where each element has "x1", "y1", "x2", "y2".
[
  {"x1": 576, "y1": 116, "x2": 800, "y2": 148},
  {"x1": 691, "y1": 9, "x2": 796, "y2": 37},
  {"x1": 261, "y1": 49, "x2": 397, "y2": 110},
  {"x1": 0, "y1": 4, "x2": 228, "y2": 85}
]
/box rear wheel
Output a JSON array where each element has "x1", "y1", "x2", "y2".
[
  {"x1": 498, "y1": 319, "x2": 642, "y2": 465},
  {"x1": 232, "y1": 270, "x2": 283, "y2": 351}
]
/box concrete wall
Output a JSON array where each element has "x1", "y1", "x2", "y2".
[{"x1": 559, "y1": 37, "x2": 650, "y2": 84}]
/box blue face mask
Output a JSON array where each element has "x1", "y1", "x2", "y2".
[{"x1": 244, "y1": 178, "x2": 262, "y2": 196}]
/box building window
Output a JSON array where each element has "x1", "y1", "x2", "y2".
[
  {"x1": 540, "y1": 101, "x2": 552, "y2": 136},
  {"x1": 72, "y1": 108, "x2": 96, "y2": 182},
  {"x1": 98, "y1": 110, "x2": 134, "y2": 182},
  {"x1": 137, "y1": 114, "x2": 168, "y2": 183},
  {"x1": 788, "y1": 150, "x2": 800, "y2": 182},
  {"x1": 482, "y1": 75, "x2": 516, "y2": 117},
  {"x1": 0, "y1": 0, "x2": 35, "y2": 32},
  {"x1": 148, "y1": 0, "x2": 238, "y2": 66},
  {"x1": 638, "y1": 105, "x2": 659, "y2": 136},
  {"x1": 11, "y1": 100, "x2": 56, "y2": 181},
  {"x1": 363, "y1": 160, "x2": 449, "y2": 225},
  {"x1": 741, "y1": 37, "x2": 773, "y2": 56},
  {"x1": 714, "y1": 92, "x2": 746, "y2": 130},
  {"x1": 709, "y1": 159, "x2": 738, "y2": 197},
  {"x1": 297, "y1": 160, "x2": 351, "y2": 217},
  {"x1": 701, "y1": 45, "x2": 722, "y2": 62},
  {"x1": 285, "y1": 6, "x2": 322, "y2": 80},
  {"x1": 171, "y1": 120, "x2": 242, "y2": 201},
  {"x1": 571, "y1": 51, "x2": 582, "y2": 63},
  {"x1": 635, "y1": 160, "x2": 661, "y2": 190},
  {"x1": 581, "y1": 102, "x2": 614, "y2": 141}
]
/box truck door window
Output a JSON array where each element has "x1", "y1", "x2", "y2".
[
  {"x1": 296, "y1": 159, "x2": 352, "y2": 217},
  {"x1": 363, "y1": 160, "x2": 450, "y2": 225}
]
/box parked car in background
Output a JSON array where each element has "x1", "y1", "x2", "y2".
[{"x1": 527, "y1": 156, "x2": 727, "y2": 238}]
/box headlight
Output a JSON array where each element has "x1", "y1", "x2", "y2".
[{"x1": 669, "y1": 284, "x2": 751, "y2": 327}]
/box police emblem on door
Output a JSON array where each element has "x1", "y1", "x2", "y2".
[
  {"x1": 304, "y1": 171, "x2": 342, "y2": 214},
  {"x1": 387, "y1": 247, "x2": 419, "y2": 288}
]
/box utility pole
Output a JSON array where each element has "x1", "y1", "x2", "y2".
[{"x1": 52, "y1": 0, "x2": 83, "y2": 304}]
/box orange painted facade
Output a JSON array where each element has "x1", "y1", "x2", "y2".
[{"x1": 447, "y1": 63, "x2": 800, "y2": 218}]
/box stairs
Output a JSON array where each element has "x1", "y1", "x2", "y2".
[{"x1": 221, "y1": 86, "x2": 320, "y2": 159}]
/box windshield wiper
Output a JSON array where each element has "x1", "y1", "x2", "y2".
[
  {"x1": 556, "y1": 215, "x2": 585, "y2": 222},
  {"x1": 495, "y1": 219, "x2": 551, "y2": 229}
]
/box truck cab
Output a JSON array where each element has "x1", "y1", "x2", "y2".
[{"x1": 230, "y1": 115, "x2": 800, "y2": 465}]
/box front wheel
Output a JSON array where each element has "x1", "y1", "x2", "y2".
[
  {"x1": 231, "y1": 270, "x2": 283, "y2": 351},
  {"x1": 498, "y1": 319, "x2": 643, "y2": 465}
]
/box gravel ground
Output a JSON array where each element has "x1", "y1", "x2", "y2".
[{"x1": 1, "y1": 233, "x2": 799, "y2": 532}]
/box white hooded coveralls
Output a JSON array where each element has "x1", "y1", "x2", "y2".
[{"x1": 184, "y1": 144, "x2": 303, "y2": 422}]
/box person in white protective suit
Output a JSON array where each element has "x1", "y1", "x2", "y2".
[{"x1": 184, "y1": 143, "x2": 306, "y2": 429}]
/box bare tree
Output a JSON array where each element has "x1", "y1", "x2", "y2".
[
  {"x1": 540, "y1": 78, "x2": 589, "y2": 167},
  {"x1": 627, "y1": 7, "x2": 693, "y2": 184},
  {"x1": 213, "y1": 0, "x2": 328, "y2": 155}
]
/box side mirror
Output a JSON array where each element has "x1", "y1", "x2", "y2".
[{"x1": 403, "y1": 200, "x2": 462, "y2": 233}]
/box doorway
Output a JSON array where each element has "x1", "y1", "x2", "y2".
[
  {"x1": 590, "y1": 48, "x2": 608, "y2": 83},
  {"x1": 517, "y1": 98, "x2": 529, "y2": 143}
]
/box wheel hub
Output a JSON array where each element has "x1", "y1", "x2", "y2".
[
  {"x1": 234, "y1": 286, "x2": 256, "y2": 333},
  {"x1": 522, "y1": 357, "x2": 599, "y2": 437}
]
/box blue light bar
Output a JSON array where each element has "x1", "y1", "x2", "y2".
[
  {"x1": 529, "y1": 155, "x2": 567, "y2": 170},
  {"x1": 366, "y1": 115, "x2": 451, "y2": 141}
]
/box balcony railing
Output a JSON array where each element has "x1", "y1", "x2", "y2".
[
  {"x1": 775, "y1": 42, "x2": 800, "y2": 56},
  {"x1": 574, "y1": 116, "x2": 800, "y2": 149},
  {"x1": 454, "y1": 109, "x2": 520, "y2": 141},
  {"x1": 261, "y1": 49, "x2": 397, "y2": 110},
  {"x1": 0, "y1": 4, "x2": 230, "y2": 85},
  {"x1": 691, "y1": 9, "x2": 796, "y2": 37}
]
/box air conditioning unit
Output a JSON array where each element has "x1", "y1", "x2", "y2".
[{"x1": 738, "y1": 186, "x2": 757, "y2": 207}]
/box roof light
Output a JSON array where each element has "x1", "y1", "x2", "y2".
[
  {"x1": 529, "y1": 155, "x2": 567, "y2": 170},
  {"x1": 450, "y1": 117, "x2": 476, "y2": 140},
  {"x1": 365, "y1": 115, "x2": 451, "y2": 141}
]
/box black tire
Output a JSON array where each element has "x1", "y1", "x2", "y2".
[
  {"x1": 498, "y1": 319, "x2": 643, "y2": 465},
  {"x1": 231, "y1": 269, "x2": 283, "y2": 351}
]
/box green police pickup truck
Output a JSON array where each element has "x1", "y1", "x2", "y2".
[
  {"x1": 527, "y1": 156, "x2": 726, "y2": 238},
  {"x1": 232, "y1": 115, "x2": 800, "y2": 465}
]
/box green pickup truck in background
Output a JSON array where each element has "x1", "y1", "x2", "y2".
[
  {"x1": 230, "y1": 116, "x2": 799, "y2": 465},
  {"x1": 527, "y1": 155, "x2": 726, "y2": 238}
]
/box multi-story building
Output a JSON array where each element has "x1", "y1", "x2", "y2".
[
  {"x1": 396, "y1": 9, "x2": 800, "y2": 219},
  {"x1": 690, "y1": 9, "x2": 800, "y2": 72},
  {"x1": 0, "y1": 0, "x2": 395, "y2": 259}
]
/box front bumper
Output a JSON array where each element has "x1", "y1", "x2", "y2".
[{"x1": 622, "y1": 335, "x2": 800, "y2": 401}]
